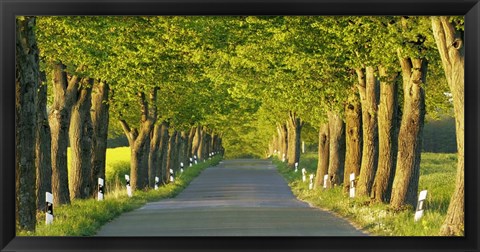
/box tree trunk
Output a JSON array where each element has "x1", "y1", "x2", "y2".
[
  {"x1": 431, "y1": 16, "x2": 464, "y2": 235},
  {"x1": 390, "y1": 53, "x2": 427, "y2": 209},
  {"x1": 180, "y1": 131, "x2": 189, "y2": 167},
  {"x1": 166, "y1": 131, "x2": 177, "y2": 182},
  {"x1": 327, "y1": 111, "x2": 345, "y2": 188},
  {"x1": 158, "y1": 122, "x2": 169, "y2": 184},
  {"x1": 15, "y1": 16, "x2": 39, "y2": 231},
  {"x1": 49, "y1": 62, "x2": 81, "y2": 206},
  {"x1": 187, "y1": 126, "x2": 196, "y2": 161},
  {"x1": 372, "y1": 67, "x2": 399, "y2": 203},
  {"x1": 148, "y1": 123, "x2": 162, "y2": 188},
  {"x1": 36, "y1": 76, "x2": 52, "y2": 211},
  {"x1": 343, "y1": 92, "x2": 362, "y2": 193},
  {"x1": 314, "y1": 123, "x2": 329, "y2": 189},
  {"x1": 191, "y1": 126, "x2": 201, "y2": 159},
  {"x1": 277, "y1": 123, "x2": 288, "y2": 161},
  {"x1": 287, "y1": 112, "x2": 302, "y2": 168},
  {"x1": 120, "y1": 89, "x2": 157, "y2": 191},
  {"x1": 69, "y1": 78, "x2": 93, "y2": 199},
  {"x1": 356, "y1": 66, "x2": 379, "y2": 197},
  {"x1": 90, "y1": 80, "x2": 109, "y2": 196}
]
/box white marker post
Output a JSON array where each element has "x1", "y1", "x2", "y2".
[
  {"x1": 45, "y1": 192, "x2": 53, "y2": 225},
  {"x1": 302, "y1": 141, "x2": 305, "y2": 154},
  {"x1": 309, "y1": 174, "x2": 314, "y2": 190},
  {"x1": 295, "y1": 162, "x2": 299, "y2": 173},
  {"x1": 189, "y1": 157, "x2": 193, "y2": 167},
  {"x1": 323, "y1": 174, "x2": 328, "y2": 189},
  {"x1": 98, "y1": 178, "x2": 104, "y2": 201},
  {"x1": 180, "y1": 162, "x2": 184, "y2": 173},
  {"x1": 414, "y1": 190, "x2": 428, "y2": 222},
  {"x1": 169, "y1": 169, "x2": 175, "y2": 183},
  {"x1": 125, "y1": 174, "x2": 132, "y2": 197},
  {"x1": 208, "y1": 153, "x2": 212, "y2": 160},
  {"x1": 155, "y1": 176, "x2": 159, "y2": 190},
  {"x1": 194, "y1": 155, "x2": 198, "y2": 164},
  {"x1": 302, "y1": 168, "x2": 307, "y2": 182},
  {"x1": 282, "y1": 153, "x2": 286, "y2": 162},
  {"x1": 349, "y1": 173, "x2": 355, "y2": 198}
]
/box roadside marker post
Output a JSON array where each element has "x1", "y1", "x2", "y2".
[
  {"x1": 46, "y1": 192, "x2": 54, "y2": 225},
  {"x1": 194, "y1": 155, "x2": 198, "y2": 164},
  {"x1": 180, "y1": 162, "x2": 184, "y2": 173},
  {"x1": 349, "y1": 173, "x2": 355, "y2": 198},
  {"x1": 323, "y1": 174, "x2": 328, "y2": 189},
  {"x1": 282, "y1": 153, "x2": 286, "y2": 162},
  {"x1": 414, "y1": 190, "x2": 428, "y2": 222},
  {"x1": 302, "y1": 168, "x2": 307, "y2": 182},
  {"x1": 295, "y1": 162, "x2": 299, "y2": 173},
  {"x1": 155, "y1": 176, "x2": 159, "y2": 190},
  {"x1": 189, "y1": 157, "x2": 193, "y2": 167},
  {"x1": 98, "y1": 178, "x2": 104, "y2": 201},
  {"x1": 169, "y1": 169, "x2": 175, "y2": 183},
  {"x1": 309, "y1": 174, "x2": 314, "y2": 190},
  {"x1": 125, "y1": 175, "x2": 132, "y2": 197}
]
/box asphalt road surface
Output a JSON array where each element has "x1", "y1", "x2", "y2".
[{"x1": 96, "y1": 159, "x2": 367, "y2": 236}]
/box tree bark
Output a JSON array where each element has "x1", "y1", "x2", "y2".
[
  {"x1": 277, "y1": 123, "x2": 288, "y2": 161},
  {"x1": 180, "y1": 131, "x2": 189, "y2": 167},
  {"x1": 431, "y1": 16, "x2": 464, "y2": 235},
  {"x1": 36, "y1": 79, "x2": 52, "y2": 211},
  {"x1": 166, "y1": 131, "x2": 177, "y2": 182},
  {"x1": 343, "y1": 92, "x2": 362, "y2": 193},
  {"x1": 191, "y1": 126, "x2": 201, "y2": 159},
  {"x1": 327, "y1": 111, "x2": 345, "y2": 188},
  {"x1": 287, "y1": 112, "x2": 303, "y2": 168},
  {"x1": 148, "y1": 122, "x2": 162, "y2": 188},
  {"x1": 69, "y1": 78, "x2": 93, "y2": 199},
  {"x1": 187, "y1": 126, "x2": 196, "y2": 161},
  {"x1": 15, "y1": 16, "x2": 39, "y2": 231},
  {"x1": 314, "y1": 123, "x2": 329, "y2": 189},
  {"x1": 120, "y1": 89, "x2": 157, "y2": 191},
  {"x1": 90, "y1": 80, "x2": 109, "y2": 196},
  {"x1": 49, "y1": 62, "x2": 81, "y2": 205},
  {"x1": 372, "y1": 67, "x2": 399, "y2": 203},
  {"x1": 158, "y1": 122, "x2": 169, "y2": 183},
  {"x1": 356, "y1": 66, "x2": 379, "y2": 197},
  {"x1": 390, "y1": 52, "x2": 427, "y2": 209}
]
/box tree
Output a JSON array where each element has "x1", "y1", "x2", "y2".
[
  {"x1": 431, "y1": 16, "x2": 464, "y2": 236},
  {"x1": 16, "y1": 16, "x2": 40, "y2": 231}
]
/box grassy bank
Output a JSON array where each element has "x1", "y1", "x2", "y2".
[
  {"x1": 276, "y1": 152, "x2": 457, "y2": 236},
  {"x1": 19, "y1": 149, "x2": 222, "y2": 236}
]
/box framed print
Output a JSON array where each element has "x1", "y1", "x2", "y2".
[{"x1": 2, "y1": 0, "x2": 479, "y2": 251}]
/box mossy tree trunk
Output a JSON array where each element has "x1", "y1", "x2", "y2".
[{"x1": 16, "y1": 16, "x2": 40, "y2": 231}]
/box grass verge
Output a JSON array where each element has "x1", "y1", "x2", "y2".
[
  {"x1": 19, "y1": 156, "x2": 222, "y2": 236},
  {"x1": 275, "y1": 152, "x2": 457, "y2": 236}
]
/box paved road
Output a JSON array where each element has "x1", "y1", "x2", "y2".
[{"x1": 96, "y1": 159, "x2": 367, "y2": 236}]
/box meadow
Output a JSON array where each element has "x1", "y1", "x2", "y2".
[
  {"x1": 19, "y1": 147, "x2": 221, "y2": 236},
  {"x1": 276, "y1": 152, "x2": 458, "y2": 236}
]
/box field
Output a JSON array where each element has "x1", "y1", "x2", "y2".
[{"x1": 276, "y1": 152, "x2": 458, "y2": 236}]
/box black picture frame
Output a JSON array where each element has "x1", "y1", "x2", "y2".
[{"x1": 1, "y1": 0, "x2": 479, "y2": 251}]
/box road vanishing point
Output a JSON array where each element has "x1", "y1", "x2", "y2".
[{"x1": 96, "y1": 159, "x2": 367, "y2": 236}]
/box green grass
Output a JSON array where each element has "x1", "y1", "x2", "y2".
[
  {"x1": 276, "y1": 152, "x2": 458, "y2": 236},
  {"x1": 19, "y1": 149, "x2": 222, "y2": 236}
]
